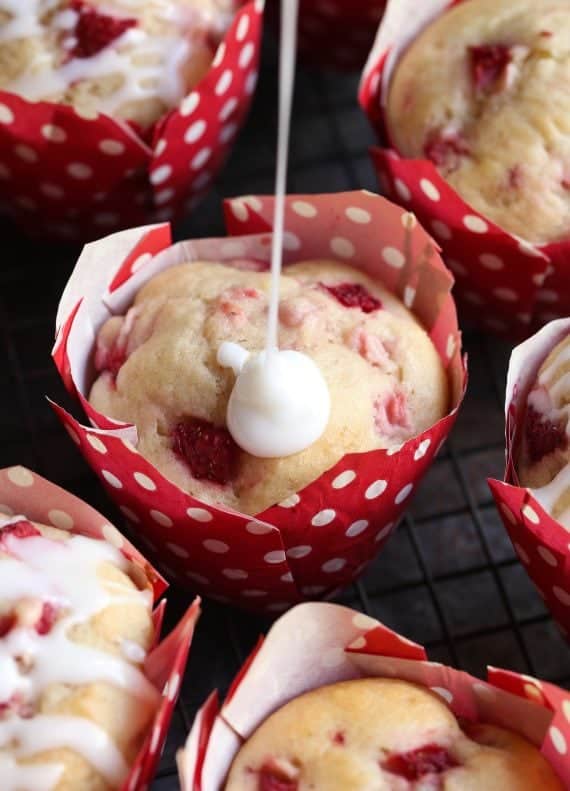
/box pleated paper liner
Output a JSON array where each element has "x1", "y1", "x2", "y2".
[
  {"x1": 0, "y1": 1, "x2": 263, "y2": 242},
  {"x1": 267, "y1": 0, "x2": 386, "y2": 69},
  {"x1": 489, "y1": 319, "x2": 570, "y2": 640},
  {"x1": 358, "y1": 0, "x2": 569, "y2": 339},
  {"x1": 51, "y1": 191, "x2": 466, "y2": 613},
  {"x1": 178, "y1": 601, "x2": 569, "y2": 790},
  {"x1": 0, "y1": 465, "x2": 200, "y2": 791}
]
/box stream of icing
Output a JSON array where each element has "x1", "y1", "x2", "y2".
[
  {"x1": 217, "y1": 0, "x2": 331, "y2": 458},
  {"x1": 0, "y1": 518, "x2": 159, "y2": 790}
]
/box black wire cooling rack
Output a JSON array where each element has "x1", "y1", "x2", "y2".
[{"x1": 0, "y1": 34, "x2": 568, "y2": 791}]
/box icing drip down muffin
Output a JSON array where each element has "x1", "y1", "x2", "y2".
[
  {"x1": 88, "y1": 260, "x2": 448, "y2": 515},
  {"x1": 518, "y1": 333, "x2": 570, "y2": 526},
  {"x1": 224, "y1": 678, "x2": 563, "y2": 790},
  {"x1": 0, "y1": 516, "x2": 159, "y2": 790},
  {"x1": 0, "y1": 0, "x2": 237, "y2": 129},
  {"x1": 386, "y1": 0, "x2": 570, "y2": 243}
]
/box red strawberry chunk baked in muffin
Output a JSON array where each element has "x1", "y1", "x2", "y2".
[
  {"x1": 518, "y1": 333, "x2": 570, "y2": 527},
  {"x1": 0, "y1": 0, "x2": 237, "y2": 129},
  {"x1": 224, "y1": 679, "x2": 563, "y2": 790},
  {"x1": 0, "y1": 515, "x2": 159, "y2": 789},
  {"x1": 387, "y1": 0, "x2": 570, "y2": 243},
  {"x1": 88, "y1": 260, "x2": 448, "y2": 514}
]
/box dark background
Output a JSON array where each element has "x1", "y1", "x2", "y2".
[{"x1": 1, "y1": 33, "x2": 568, "y2": 791}]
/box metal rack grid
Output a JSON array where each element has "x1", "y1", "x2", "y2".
[{"x1": 0, "y1": 37, "x2": 569, "y2": 791}]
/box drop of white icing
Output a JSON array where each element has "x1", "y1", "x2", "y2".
[{"x1": 218, "y1": 343, "x2": 330, "y2": 457}]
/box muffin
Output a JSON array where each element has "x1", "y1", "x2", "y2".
[
  {"x1": 0, "y1": 0, "x2": 237, "y2": 129},
  {"x1": 224, "y1": 678, "x2": 563, "y2": 790},
  {"x1": 517, "y1": 332, "x2": 570, "y2": 526},
  {"x1": 386, "y1": 0, "x2": 570, "y2": 244},
  {"x1": 0, "y1": 515, "x2": 159, "y2": 790},
  {"x1": 88, "y1": 259, "x2": 448, "y2": 515}
]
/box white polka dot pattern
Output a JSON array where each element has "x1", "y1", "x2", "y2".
[
  {"x1": 0, "y1": 1, "x2": 264, "y2": 241},
  {"x1": 50, "y1": 188, "x2": 465, "y2": 612},
  {"x1": 364, "y1": 125, "x2": 570, "y2": 336}
]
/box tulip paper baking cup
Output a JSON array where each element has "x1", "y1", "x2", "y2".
[
  {"x1": 358, "y1": 0, "x2": 569, "y2": 339},
  {"x1": 268, "y1": 0, "x2": 386, "y2": 70},
  {"x1": 0, "y1": 1, "x2": 263, "y2": 243},
  {"x1": 0, "y1": 465, "x2": 200, "y2": 791},
  {"x1": 178, "y1": 601, "x2": 569, "y2": 789},
  {"x1": 489, "y1": 319, "x2": 570, "y2": 639},
  {"x1": 51, "y1": 190, "x2": 466, "y2": 612}
]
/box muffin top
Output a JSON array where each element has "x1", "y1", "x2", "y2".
[
  {"x1": 224, "y1": 678, "x2": 563, "y2": 790},
  {"x1": 518, "y1": 332, "x2": 570, "y2": 526},
  {"x1": 387, "y1": 0, "x2": 570, "y2": 243},
  {"x1": 0, "y1": 0, "x2": 236, "y2": 128},
  {"x1": 0, "y1": 516, "x2": 158, "y2": 790},
  {"x1": 88, "y1": 259, "x2": 448, "y2": 515}
]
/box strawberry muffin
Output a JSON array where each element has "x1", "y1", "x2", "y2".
[
  {"x1": 517, "y1": 332, "x2": 570, "y2": 527},
  {"x1": 224, "y1": 678, "x2": 563, "y2": 790},
  {"x1": 0, "y1": 0, "x2": 237, "y2": 129},
  {"x1": 88, "y1": 259, "x2": 448, "y2": 515},
  {"x1": 0, "y1": 515, "x2": 159, "y2": 789},
  {"x1": 386, "y1": 0, "x2": 570, "y2": 243}
]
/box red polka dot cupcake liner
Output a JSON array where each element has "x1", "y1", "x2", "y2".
[
  {"x1": 267, "y1": 0, "x2": 386, "y2": 70},
  {"x1": 51, "y1": 190, "x2": 466, "y2": 613},
  {"x1": 488, "y1": 319, "x2": 570, "y2": 641},
  {"x1": 358, "y1": 0, "x2": 569, "y2": 339},
  {"x1": 0, "y1": 465, "x2": 200, "y2": 791},
  {"x1": 0, "y1": 1, "x2": 263, "y2": 243},
  {"x1": 178, "y1": 601, "x2": 570, "y2": 789}
]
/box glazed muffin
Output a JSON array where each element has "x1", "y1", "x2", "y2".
[
  {"x1": 387, "y1": 0, "x2": 570, "y2": 243},
  {"x1": 88, "y1": 259, "x2": 448, "y2": 514},
  {"x1": 0, "y1": 516, "x2": 159, "y2": 790},
  {"x1": 224, "y1": 678, "x2": 563, "y2": 790},
  {"x1": 518, "y1": 332, "x2": 570, "y2": 526},
  {"x1": 0, "y1": 0, "x2": 237, "y2": 129}
]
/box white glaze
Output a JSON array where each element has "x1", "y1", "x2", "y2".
[
  {"x1": 0, "y1": 0, "x2": 233, "y2": 120},
  {"x1": 218, "y1": 343, "x2": 330, "y2": 457},
  {"x1": 219, "y1": 0, "x2": 331, "y2": 459},
  {"x1": 0, "y1": 521, "x2": 158, "y2": 790},
  {"x1": 0, "y1": 753, "x2": 63, "y2": 791},
  {"x1": 1, "y1": 716, "x2": 130, "y2": 788}
]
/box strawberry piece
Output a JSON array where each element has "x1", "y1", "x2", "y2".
[
  {"x1": 469, "y1": 44, "x2": 511, "y2": 92},
  {"x1": 173, "y1": 418, "x2": 239, "y2": 485},
  {"x1": 70, "y1": 1, "x2": 137, "y2": 59},
  {"x1": 382, "y1": 744, "x2": 458, "y2": 780},
  {"x1": 258, "y1": 762, "x2": 299, "y2": 791},
  {"x1": 386, "y1": 391, "x2": 410, "y2": 430},
  {"x1": 99, "y1": 340, "x2": 128, "y2": 379},
  {"x1": 525, "y1": 405, "x2": 567, "y2": 464},
  {"x1": 322, "y1": 283, "x2": 381, "y2": 313},
  {"x1": 35, "y1": 602, "x2": 59, "y2": 636},
  {"x1": 0, "y1": 613, "x2": 15, "y2": 638},
  {"x1": 0, "y1": 521, "x2": 41, "y2": 542},
  {"x1": 507, "y1": 165, "x2": 523, "y2": 189},
  {"x1": 424, "y1": 132, "x2": 470, "y2": 171}
]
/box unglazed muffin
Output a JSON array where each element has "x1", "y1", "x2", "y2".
[
  {"x1": 224, "y1": 678, "x2": 563, "y2": 790},
  {"x1": 387, "y1": 0, "x2": 570, "y2": 243},
  {"x1": 518, "y1": 333, "x2": 570, "y2": 526},
  {"x1": 88, "y1": 259, "x2": 448, "y2": 514},
  {"x1": 0, "y1": 516, "x2": 159, "y2": 790},
  {"x1": 0, "y1": 0, "x2": 237, "y2": 129}
]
